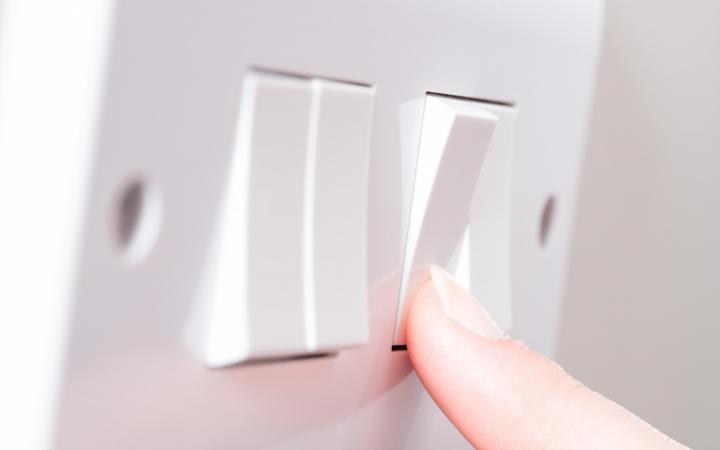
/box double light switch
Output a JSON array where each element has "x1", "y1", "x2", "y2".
[{"x1": 204, "y1": 71, "x2": 374, "y2": 367}]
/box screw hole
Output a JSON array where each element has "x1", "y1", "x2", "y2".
[
  {"x1": 539, "y1": 196, "x2": 555, "y2": 247},
  {"x1": 115, "y1": 178, "x2": 162, "y2": 263}
]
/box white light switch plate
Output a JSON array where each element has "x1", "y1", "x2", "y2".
[{"x1": 0, "y1": 1, "x2": 603, "y2": 449}]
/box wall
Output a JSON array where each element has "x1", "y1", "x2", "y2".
[{"x1": 557, "y1": 1, "x2": 720, "y2": 448}]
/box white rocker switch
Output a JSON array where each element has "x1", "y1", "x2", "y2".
[
  {"x1": 202, "y1": 71, "x2": 374, "y2": 367},
  {"x1": 393, "y1": 94, "x2": 498, "y2": 345}
]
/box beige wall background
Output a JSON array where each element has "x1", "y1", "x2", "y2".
[{"x1": 557, "y1": 1, "x2": 720, "y2": 448}]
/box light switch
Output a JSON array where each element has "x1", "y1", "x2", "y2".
[
  {"x1": 203, "y1": 71, "x2": 374, "y2": 367},
  {"x1": 205, "y1": 72, "x2": 313, "y2": 366},
  {"x1": 465, "y1": 103, "x2": 516, "y2": 332},
  {"x1": 393, "y1": 94, "x2": 498, "y2": 345},
  {"x1": 308, "y1": 80, "x2": 373, "y2": 352}
]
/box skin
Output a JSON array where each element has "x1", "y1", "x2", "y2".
[{"x1": 405, "y1": 279, "x2": 689, "y2": 450}]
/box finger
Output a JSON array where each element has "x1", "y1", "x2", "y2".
[{"x1": 406, "y1": 265, "x2": 687, "y2": 450}]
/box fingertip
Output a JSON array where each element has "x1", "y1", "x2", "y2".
[
  {"x1": 403, "y1": 278, "x2": 687, "y2": 450},
  {"x1": 406, "y1": 279, "x2": 506, "y2": 374},
  {"x1": 405, "y1": 281, "x2": 466, "y2": 374},
  {"x1": 405, "y1": 280, "x2": 525, "y2": 447}
]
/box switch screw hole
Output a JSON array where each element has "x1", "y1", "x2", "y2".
[
  {"x1": 115, "y1": 178, "x2": 162, "y2": 263},
  {"x1": 539, "y1": 196, "x2": 555, "y2": 248}
]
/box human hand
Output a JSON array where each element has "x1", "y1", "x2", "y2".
[{"x1": 406, "y1": 266, "x2": 689, "y2": 449}]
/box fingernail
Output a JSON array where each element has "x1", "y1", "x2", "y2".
[{"x1": 429, "y1": 265, "x2": 505, "y2": 339}]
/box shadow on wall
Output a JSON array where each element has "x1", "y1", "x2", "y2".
[{"x1": 557, "y1": 1, "x2": 720, "y2": 449}]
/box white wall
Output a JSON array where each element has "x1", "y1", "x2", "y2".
[{"x1": 557, "y1": 1, "x2": 720, "y2": 448}]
